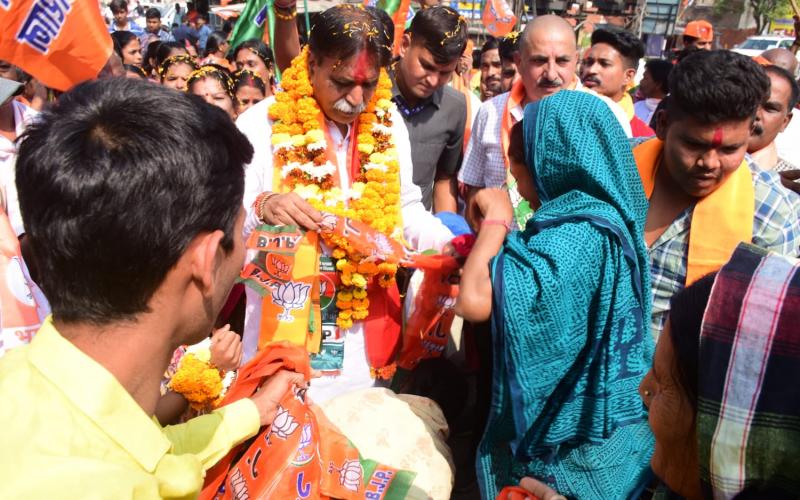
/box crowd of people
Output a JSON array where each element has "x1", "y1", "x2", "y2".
[{"x1": 0, "y1": 0, "x2": 799, "y2": 499}]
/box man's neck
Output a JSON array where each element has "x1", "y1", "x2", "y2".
[
  {"x1": 55, "y1": 316, "x2": 180, "y2": 416},
  {"x1": 115, "y1": 19, "x2": 128, "y2": 29}
]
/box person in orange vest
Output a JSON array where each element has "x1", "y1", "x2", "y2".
[{"x1": 682, "y1": 20, "x2": 713, "y2": 50}]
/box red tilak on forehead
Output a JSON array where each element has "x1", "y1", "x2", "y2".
[
  {"x1": 352, "y1": 50, "x2": 370, "y2": 84},
  {"x1": 712, "y1": 128, "x2": 723, "y2": 148}
]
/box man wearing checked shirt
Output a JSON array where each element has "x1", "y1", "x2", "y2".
[
  {"x1": 635, "y1": 50, "x2": 800, "y2": 339},
  {"x1": 459, "y1": 15, "x2": 584, "y2": 227}
]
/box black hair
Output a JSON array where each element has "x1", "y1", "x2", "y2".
[
  {"x1": 373, "y1": 7, "x2": 395, "y2": 47},
  {"x1": 222, "y1": 19, "x2": 234, "y2": 36},
  {"x1": 668, "y1": 50, "x2": 770, "y2": 124},
  {"x1": 765, "y1": 64, "x2": 800, "y2": 111},
  {"x1": 590, "y1": 27, "x2": 644, "y2": 69},
  {"x1": 145, "y1": 7, "x2": 160, "y2": 20},
  {"x1": 15, "y1": 78, "x2": 252, "y2": 324},
  {"x1": 198, "y1": 12, "x2": 209, "y2": 23},
  {"x1": 507, "y1": 120, "x2": 525, "y2": 165},
  {"x1": 233, "y1": 39, "x2": 273, "y2": 70},
  {"x1": 667, "y1": 272, "x2": 717, "y2": 412},
  {"x1": 144, "y1": 40, "x2": 162, "y2": 74},
  {"x1": 188, "y1": 64, "x2": 234, "y2": 97},
  {"x1": 204, "y1": 31, "x2": 228, "y2": 58},
  {"x1": 109, "y1": 0, "x2": 127, "y2": 13},
  {"x1": 110, "y1": 30, "x2": 138, "y2": 60},
  {"x1": 155, "y1": 41, "x2": 188, "y2": 70},
  {"x1": 124, "y1": 64, "x2": 147, "y2": 79},
  {"x1": 233, "y1": 69, "x2": 267, "y2": 96},
  {"x1": 644, "y1": 58, "x2": 672, "y2": 94},
  {"x1": 407, "y1": 5, "x2": 468, "y2": 65},
  {"x1": 499, "y1": 32, "x2": 520, "y2": 62},
  {"x1": 674, "y1": 45, "x2": 701, "y2": 64},
  {"x1": 308, "y1": 5, "x2": 392, "y2": 68},
  {"x1": 158, "y1": 54, "x2": 198, "y2": 80},
  {"x1": 481, "y1": 35, "x2": 500, "y2": 53}
]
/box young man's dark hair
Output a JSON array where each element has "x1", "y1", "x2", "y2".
[
  {"x1": 765, "y1": 64, "x2": 800, "y2": 110},
  {"x1": 145, "y1": 7, "x2": 160, "y2": 20},
  {"x1": 590, "y1": 27, "x2": 644, "y2": 69},
  {"x1": 406, "y1": 5, "x2": 468, "y2": 64},
  {"x1": 498, "y1": 32, "x2": 520, "y2": 63},
  {"x1": 481, "y1": 35, "x2": 500, "y2": 54},
  {"x1": 308, "y1": 5, "x2": 393, "y2": 67},
  {"x1": 15, "y1": 78, "x2": 253, "y2": 324},
  {"x1": 109, "y1": 0, "x2": 127, "y2": 13},
  {"x1": 668, "y1": 50, "x2": 769, "y2": 124},
  {"x1": 644, "y1": 58, "x2": 672, "y2": 95}
]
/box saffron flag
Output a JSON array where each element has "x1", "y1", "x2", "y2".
[
  {"x1": 0, "y1": 0, "x2": 112, "y2": 91},
  {"x1": 482, "y1": 0, "x2": 517, "y2": 37}
]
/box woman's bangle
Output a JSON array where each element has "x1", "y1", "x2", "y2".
[{"x1": 481, "y1": 219, "x2": 511, "y2": 233}]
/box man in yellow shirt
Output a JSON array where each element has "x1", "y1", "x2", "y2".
[{"x1": 0, "y1": 78, "x2": 305, "y2": 498}]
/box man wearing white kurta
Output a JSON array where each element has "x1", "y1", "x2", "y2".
[{"x1": 236, "y1": 7, "x2": 453, "y2": 404}]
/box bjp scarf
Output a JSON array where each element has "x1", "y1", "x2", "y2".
[
  {"x1": 633, "y1": 138, "x2": 754, "y2": 285},
  {"x1": 201, "y1": 342, "x2": 416, "y2": 499}
]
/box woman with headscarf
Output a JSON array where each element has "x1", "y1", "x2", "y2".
[
  {"x1": 456, "y1": 90, "x2": 654, "y2": 499},
  {"x1": 515, "y1": 243, "x2": 800, "y2": 499}
]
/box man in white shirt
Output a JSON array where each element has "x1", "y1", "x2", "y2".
[
  {"x1": 0, "y1": 72, "x2": 37, "y2": 237},
  {"x1": 236, "y1": 5, "x2": 453, "y2": 403}
]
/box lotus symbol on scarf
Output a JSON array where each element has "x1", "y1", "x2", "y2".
[
  {"x1": 272, "y1": 281, "x2": 311, "y2": 322},
  {"x1": 329, "y1": 459, "x2": 363, "y2": 492},
  {"x1": 268, "y1": 405, "x2": 300, "y2": 443}
]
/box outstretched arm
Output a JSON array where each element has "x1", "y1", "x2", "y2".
[
  {"x1": 455, "y1": 188, "x2": 513, "y2": 322},
  {"x1": 273, "y1": 0, "x2": 302, "y2": 72}
]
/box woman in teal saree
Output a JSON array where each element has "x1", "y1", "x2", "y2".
[{"x1": 457, "y1": 90, "x2": 655, "y2": 499}]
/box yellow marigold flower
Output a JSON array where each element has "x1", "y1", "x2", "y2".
[
  {"x1": 168, "y1": 353, "x2": 223, "y2": 410},
  {"x1": 332, "y1": 248, "x2": 346, "y2": 259},
  {"x1": 368, "y1": 152, "x2": 386, "y2": 164},
  {"x1": 271, "y1": 133, "x2": 291, "y2": 146},
  {"x1": 353, "y1": 288, "x2": 367, "y2": 299},
  {"x1": 358, "y1": 143, "x2": 375, "y2": 155},
  {"x1": 305, "y1": 129, "x2": 324, "y2": 143},
  {"x1": 351, "y1": 273, "x2": 367, "y2": 288}
]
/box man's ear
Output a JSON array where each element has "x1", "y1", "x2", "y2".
[
  {"x1": 623, "y1": 67, "x2": 636, "y2": 87},
  {"x1": 307, "y1": 51, "x2": 318, "y2": 78},
  {"x1": 190, "y1": 230, "x2": 225, "y2": 296},
  {"x1": 782, "y1": 110, "x2": 793, "y2": 133},
  {"x1": 655, "y1": 108, "x2": 669, "y2": 141},
  {"x1": 399, "y1": 33, "x2": 412, "y2": 59}
]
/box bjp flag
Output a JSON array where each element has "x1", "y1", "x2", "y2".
[
  {"x1": 482, "y1": 0, "x2": 517, "y2": 37},
  {"x1": 0, "y1": 0, "x2": 112, "y2": 91}
]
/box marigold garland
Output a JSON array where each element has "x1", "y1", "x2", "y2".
[
  {"x1": 269, "y1": 47, "x2": 402, "y2": 331},
  {"x1": 168, "y1": 352, "x2": 224, "y2": 411}
]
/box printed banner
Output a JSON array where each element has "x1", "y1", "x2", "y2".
[
  {"x1": 0, "y1": 0, "x2": 112, "y2": 91},
  {"x1": 0, "y1": 209, "x2": 49, "y2": 357}
]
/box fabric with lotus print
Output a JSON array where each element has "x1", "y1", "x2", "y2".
[
  {"x1": 201, "y1": 343, "x2": 417, "y2": 500},
  {"x1": 272, "y1": 282, "x2": 311, "y2": 322}
]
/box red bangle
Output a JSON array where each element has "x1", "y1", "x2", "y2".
[{"x1": 481, "y1": 219, "x2": 511, "y2": 233}]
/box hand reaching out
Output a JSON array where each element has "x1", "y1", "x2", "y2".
[
  {"x1": 249, "y1": 369, "x2": 308, "y2": 427},
  {"x1": 466, "y1": 187, "x2": 513, "y2": 233},
  {"x1": 209, "y1": 324, "x2": 243, "y2": 372}
]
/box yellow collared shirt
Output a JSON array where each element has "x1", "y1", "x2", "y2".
[{"x1": 0, "y1": 317, "x2": 260, "y2": 499}]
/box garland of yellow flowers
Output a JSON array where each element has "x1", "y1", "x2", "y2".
[{"x1": 268, "y1": 47, "x2": 402, "y2": 331}]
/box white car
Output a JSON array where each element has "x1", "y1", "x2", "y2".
[{"x1": 732, "y1": 35, "x2": 795, "y2": 57}]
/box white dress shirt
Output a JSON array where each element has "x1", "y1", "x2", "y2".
[{"x1": 236, "y1": 97, "x2": 454, "y2": 403}]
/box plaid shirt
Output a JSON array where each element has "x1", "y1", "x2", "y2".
[
  {"x1": 649, "y1": 155, "x2": 800, "y2": 338},
  {"x1": 457, "y1": 92, "x2": 522, "y2": 189}
]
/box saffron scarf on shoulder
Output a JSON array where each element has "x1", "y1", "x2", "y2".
[{"x1": 633, "y1": 138, "x2": 754, "y2": 285}]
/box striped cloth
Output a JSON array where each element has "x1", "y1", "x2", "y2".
[{"x1": 698, "y1": 243, "x2": 800, "y2": 498}]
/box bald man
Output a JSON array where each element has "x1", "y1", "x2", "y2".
[
  {"x1": 762, "y1": 48, "x2": 798, "y2": 75},
  {"x1": 458, "y1": 15, "x2": 582, "y2": 227}
]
